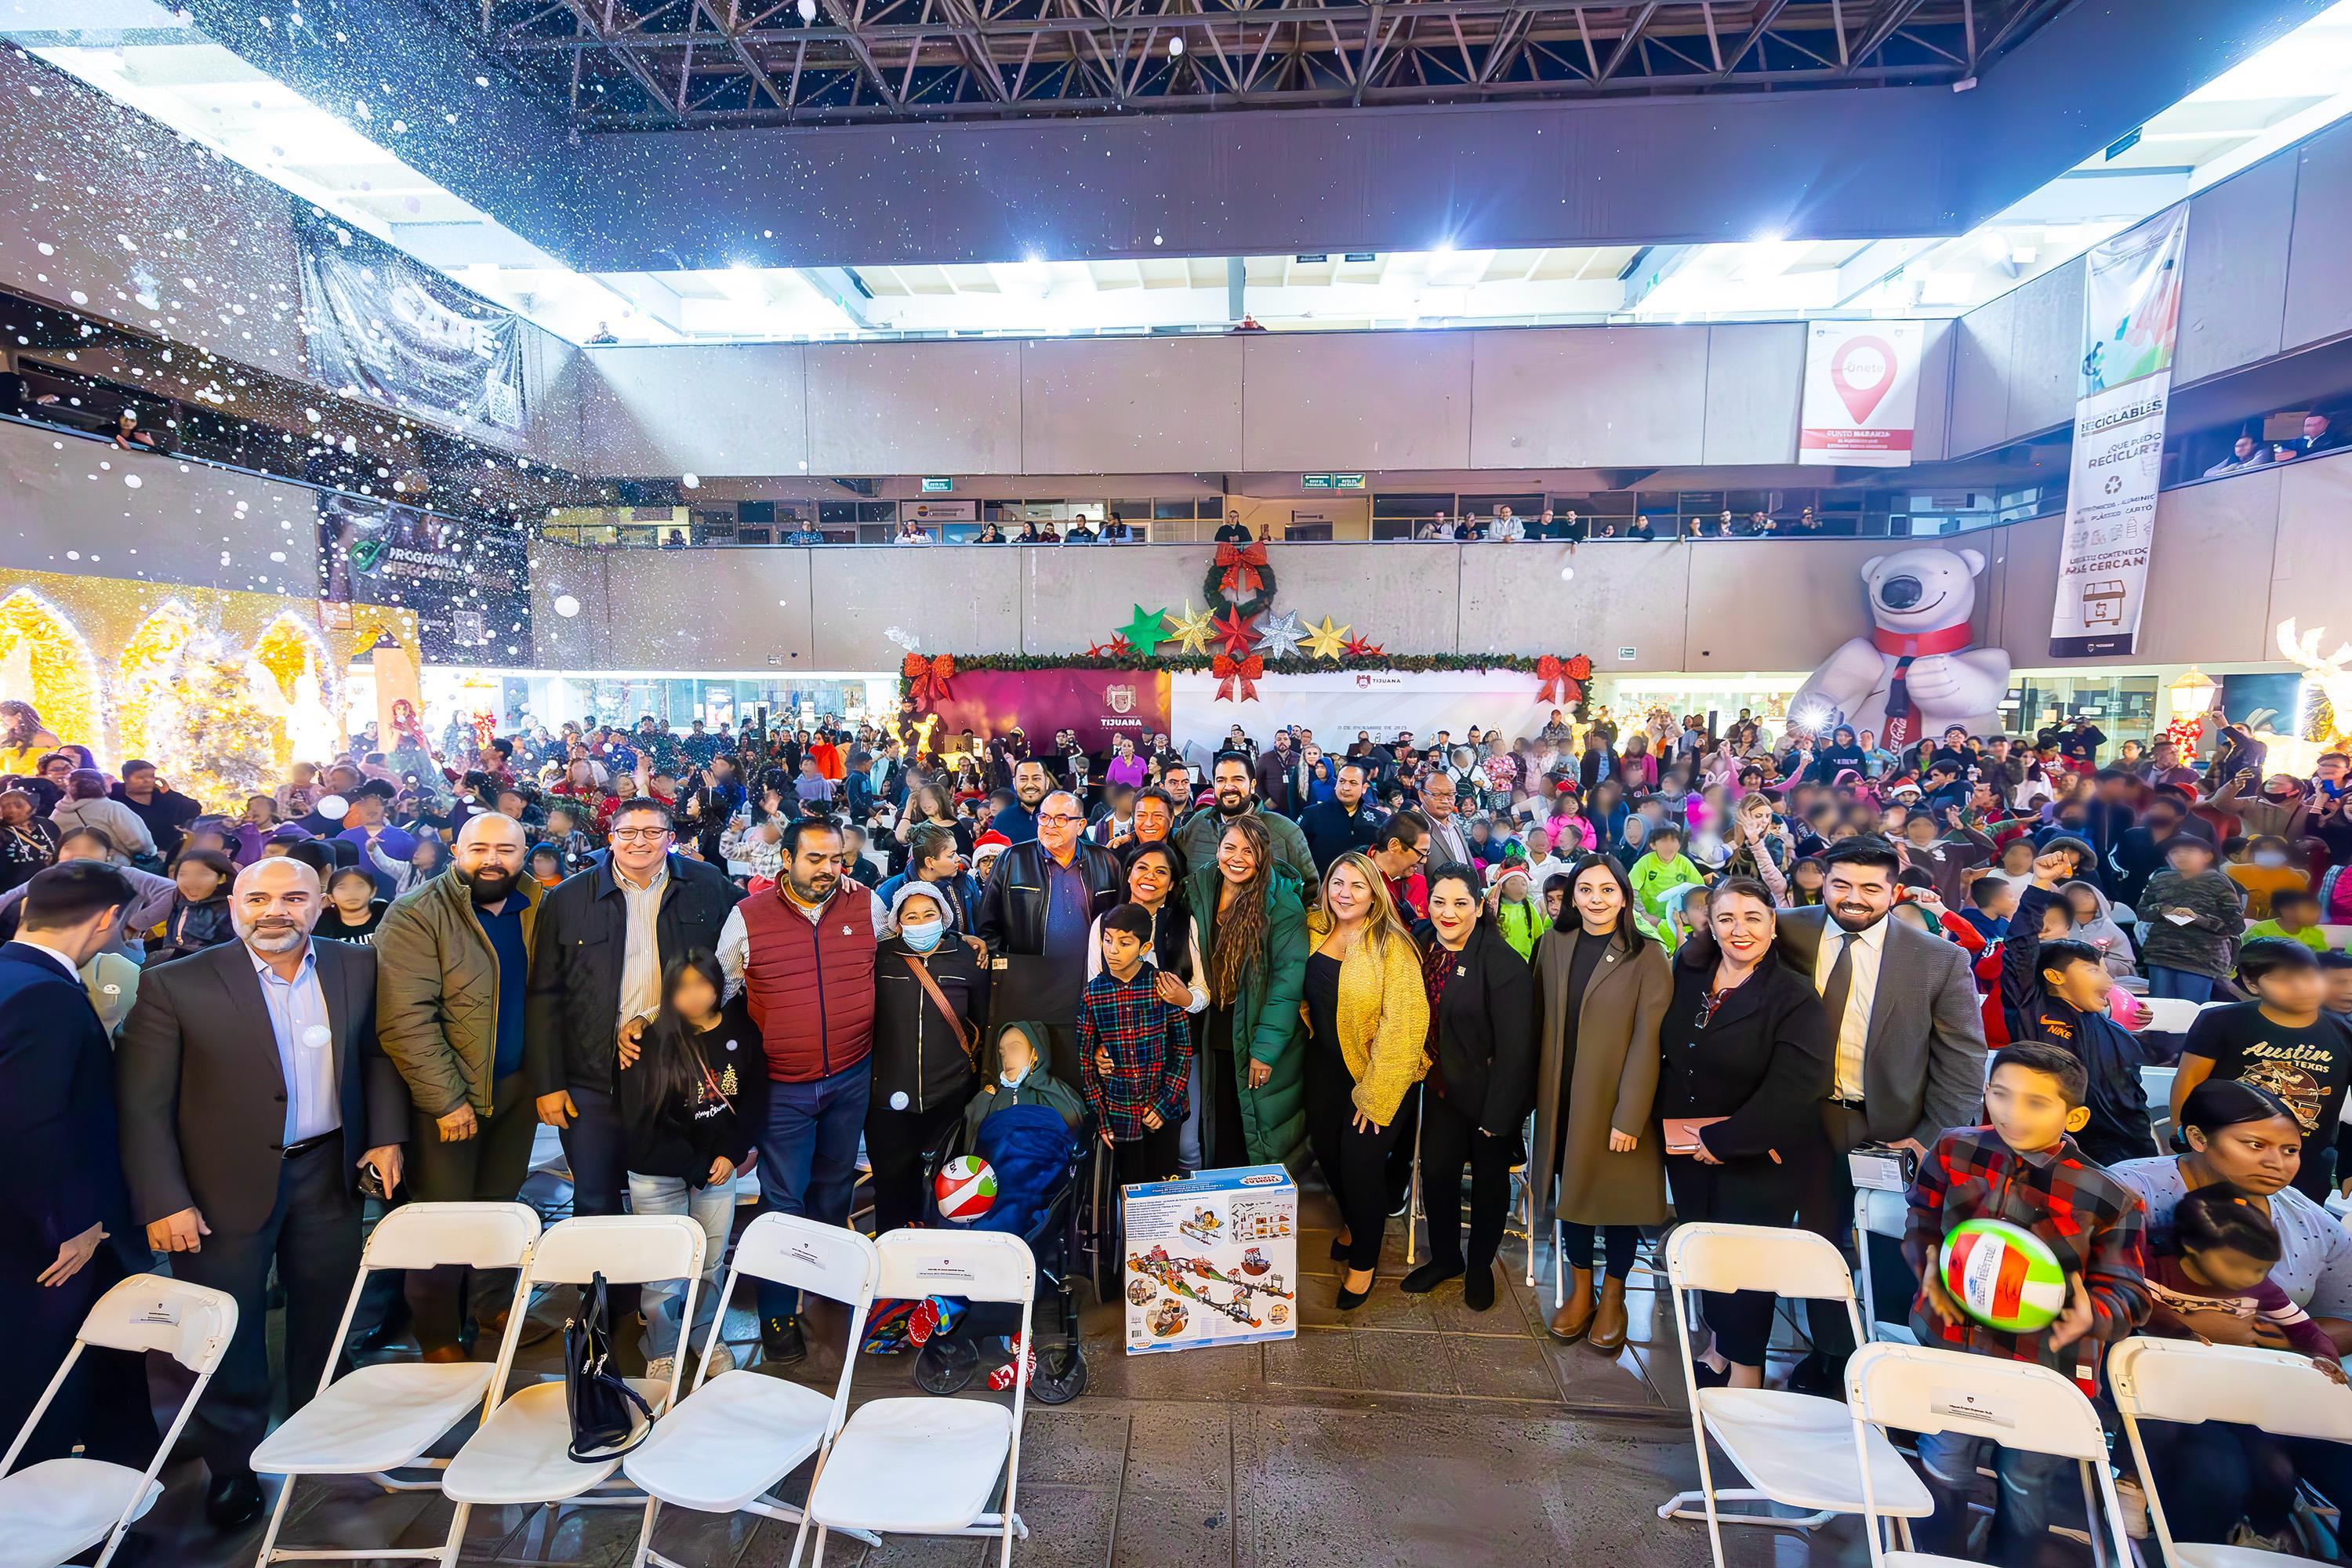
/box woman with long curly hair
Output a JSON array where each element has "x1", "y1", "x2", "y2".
[
  {"x1": 0, "y1": 700, "x2": 61, "y2": 776},
  {"x1": 1186, "y1": 812, "x2": 1308, "y2": 1171}
]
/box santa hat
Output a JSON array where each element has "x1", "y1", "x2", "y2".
[{"x1": 971, "y1": 829, "x2": 1012, "y2": 865}]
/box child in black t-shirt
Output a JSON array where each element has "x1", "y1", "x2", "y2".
[{"x1": 2174, "y1": 938, "x2": 2352, "y2": 1200}]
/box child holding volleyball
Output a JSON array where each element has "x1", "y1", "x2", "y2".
[{"x1": 1904, "y1": 1041, "x2": 2151, "y2": 1566}]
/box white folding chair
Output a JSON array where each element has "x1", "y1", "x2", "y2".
[
  {"x1": 1848, "y1": 1339, "x2": 2133, "y2": 1568},
  {"x1": 1854, "y1": 1189, "x2": 1921, "y2": 1346},
  {"x1": 249, "y1": 1202, "x2": 543, "y2": 1568},
  {"x1": 1657, "y1": 1223, "x2": 1932, "y2": 1568},
  {"x1": 2112, "y1": 1335, "x2": 2352, "y2": 1568},
  {"x1": 622, "y1": 1216, "x2": 884, "y2": 1568},
  {"x1": 800, "y1": 1229, "x2": 1037, "y2": 1567},
  {"x1": 0, "y1": 1272, "x2": 237, "y2": 1568},
  {"x1": 441, "y1": 1215, "x2": 708, "y2": 1536}
]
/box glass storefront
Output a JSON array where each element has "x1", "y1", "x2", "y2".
[
  {"x1": 2002, "y1": 673, "x2": 2162, "y2": 753},
  {"x1": 348, "y1": 668, "x2": 901, "y2": 742}
]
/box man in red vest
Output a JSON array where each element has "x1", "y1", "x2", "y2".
[{"x1": 713, "y1": 815, "x2": 891, "y2": 1364}]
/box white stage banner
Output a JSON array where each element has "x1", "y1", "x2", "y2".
[
  {"x1": 1798, "y1": 320, "x2": 1924, "y2": 468},
  {"x1": 1170, "y1": 669, "x2": 1559, "y2": 760},
  {"x1": 2050, "y1": 203, "x2": 2189, "y2": 659}
]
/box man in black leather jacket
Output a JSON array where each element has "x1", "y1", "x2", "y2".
[{"x1": 975, "y1": 789, "x2": 1123, "y2": 1080}]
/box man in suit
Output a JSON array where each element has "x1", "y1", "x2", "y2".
[
  {"x1": 1254, "y1": 728, "x2": 1297, "y2": 815},
  {"x1": 117, "y1": 858, "x2": 408, "y2": 1528},
  {"x1": 0, "y1": 863, "x2": 152, "y2": 1474},
  {"x1": 1773, "y1": 837, "x2": 1987, "y2": 1392}
]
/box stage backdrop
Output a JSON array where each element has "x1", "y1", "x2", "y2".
[
  {"x1": 1169, "y1": 669, "x2": 1558, "y2": 758},
  {"x1": 927, "y1": 668, "x2": 1171, "y2": 754}
]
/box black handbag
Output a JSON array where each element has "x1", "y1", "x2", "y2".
[{"x1": 563, "y1": 1272, "x2": 654, "y2": 1462}]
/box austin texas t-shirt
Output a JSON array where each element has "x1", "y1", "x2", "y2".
[{"x1": 2181, "y1": 1001, "x2": 2352, "y2": 1139}]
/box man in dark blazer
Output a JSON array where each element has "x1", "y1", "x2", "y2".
[
  {"x1": 1773, "y1": 837, "x2": 1988, "y2": 1392},
  {"x1": 117, "y1": 858, "x2": 408, "y2": 1528},
  {"x1": 1254, "y1": 729, "x2": 1298, "y2": 816},
  {"x1": 0, "y1": 863, "x2": 152, "y2": 1472},
  {"x1": 524, "y1": 795, "x2": 737, "y2": 1360}
]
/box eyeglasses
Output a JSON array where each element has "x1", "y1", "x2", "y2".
[
  {"x1": 1040, "y1": 812, "x2": 1084, "y2": 825},
  {"x1": 611, "y1": 827, "x2": 671, "y2": 841}
]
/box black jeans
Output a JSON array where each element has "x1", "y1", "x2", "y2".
[
  {"x1": 1385, "y1": 1080, "x2": 1422, "y2": 1210},
  {"x1": 1109, "y1": 1120, "x2": 1182, "y2": 1187},
  {"x1": 405, "y1": 1073, "x2": 537, "y2": 1353},
  {"x1": 0, "y1": 1247, "x2": 153, "y2": 1471},
  {"x1": 1418, "y1": 1090, "x2": 1514, "y2": 1273},
  {"x1": 865, "y1": 1082, "x2": 977, "y2": 1236},
  {"x1": 172, "y1": 1138, "x2": 361, "y2": 1475},
  {"x1": 1560, "y1": 1222, "x2": 1641, "y2": 1280},
  {"x1": 1305, "y1": 1044, "x2": 1405, "y2": 1272},
  {"x1": 560, "y1": 1081, "x2": 638, "y2": 1323}
]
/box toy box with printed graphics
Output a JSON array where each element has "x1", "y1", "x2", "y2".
[{"x1": 1121, "y1": 1165, "x2": 1297, "y2": 1354}]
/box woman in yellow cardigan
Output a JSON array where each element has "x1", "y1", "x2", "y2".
[{"x1": 1301, "y1": 850, "x2": 1432, "y2": 1309}]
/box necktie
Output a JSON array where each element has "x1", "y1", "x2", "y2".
[{"x1": 1821, "y1": 930, "x2": 1856, "y2": 1036}]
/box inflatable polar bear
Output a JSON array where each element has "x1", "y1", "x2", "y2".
[{"x1": 1788, "y1": 546, "x2": 2011, "y2": 749}]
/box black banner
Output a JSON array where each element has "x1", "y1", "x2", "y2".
[
  {"x1": 319, "y1": 493, "x2": 532, "y2": 662},
  {"x1": 296, "y1": 216, "x2": 526, "y2": 436}
]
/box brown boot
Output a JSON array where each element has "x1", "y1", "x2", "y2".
[
  {"x1": 1547, "y1": 1267, "x2": 1597, "y2": 1342},
  {"x1": 1588, "y1": 1276, "x2": 1630, "y2": 1353}
]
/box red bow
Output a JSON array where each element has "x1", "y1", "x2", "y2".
[
  {"x1": 1536, "y1": 655, "x2": 1570, "y2": 705},
  {"x1": 1215, "y1": 541, "x2": 1268, "y2": 597},
  {"x1": 902, "y1": 652, "x2": 956, "y2": 706},
  {"x1": 1212, "y1": 653, "x2": 1263, "y2": 702}
]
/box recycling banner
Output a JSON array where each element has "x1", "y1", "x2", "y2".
[
  {"x1": 2050, "y1": 204, "x2": 2189, "y2": 659},
  {"x1": 1798, "y1": 320, "x2": 1924, "y2": 468}
]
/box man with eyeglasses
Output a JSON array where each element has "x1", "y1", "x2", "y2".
[
  {"x1": 1370, "y1": 809, "x2": 1432, "y2": 921},
  {"x1": 976, "y1": 788, "x2": 1124, "y2": 1083},
  {"x1": 522, "y1": 797, "x2": 738, "y2": 1369}
]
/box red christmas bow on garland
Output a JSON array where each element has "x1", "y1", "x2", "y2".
[
  {"x1": 1214, "y1": 540, "x2": 1268, "y2": 597},
  {"x1": 902, "y1": 652, "x2": 956, "y2": 706},
  {"x1": 1212, "y1": 652, "x2": 1263, "y2": 702},
  {"x1": 1536, "y1": 654, "x2": 1595, "y2": 704}
]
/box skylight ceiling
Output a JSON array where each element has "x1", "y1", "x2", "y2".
[{"x1": 8, "y1": 0, "x2": 2352, "y2": 343}]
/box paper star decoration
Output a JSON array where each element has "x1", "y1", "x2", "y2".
[
  {"x1": 1254, "y1": 608, "x2": 1306, "y2": 660},
  {"x1": 1302, "y1": 615, "x2": 1351, "y2": 660},
  {"x1": 1084, "y1": 637, "x2": 1134, "y2": 659},
  {"x1": 1210, "y1": 605, "x2": 1257, "y2": 659},
  {"x1": 1341, "y1": 633, "x2": 1383, "y2": 660},
  {"x1": 1116, "y1": 604, "x2": 1170, "y2": 652},
  {"x1": 1164, "y1": 600, "x2": 1217, "y2": 656}
]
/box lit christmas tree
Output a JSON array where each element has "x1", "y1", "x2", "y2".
[{"x1": 153, "y1": 635, "x2": 277, "y2": 813}]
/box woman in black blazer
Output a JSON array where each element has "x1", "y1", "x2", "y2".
[
  {"x1": 1403, "y1": 865, "x2": 1537, "y2": 1312},
  {"x1": 1660, "y1": 877, "x2": 1832, "y2": 1389}
]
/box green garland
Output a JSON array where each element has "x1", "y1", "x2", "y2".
[
  {"x1": 1203, "y1": 557, "x2": 1277, "y2": 621},
  {"x1": 902, "y1": 652, "x2": 1594, "y2": 722}
]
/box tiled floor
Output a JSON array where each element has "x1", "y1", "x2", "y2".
[{"x1": 93, "y1": 1178, "x2": 2009, "y2": 1568}]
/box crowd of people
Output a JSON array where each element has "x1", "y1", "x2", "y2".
[{"x1": 8, "y1": 686, "x2": 2352, "y2": 1555}]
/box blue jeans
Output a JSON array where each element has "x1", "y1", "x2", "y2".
[
  {"x1": 2147, "y1": 965, "x2": 2218, "y2": 1004},
  {"x1": 626, "y1": 1172, "x2": 737, "y2": 1359},
  {"x1": 1915, "y1": 1428, "x2": 2071, "y2": 1566},
  {"x1": 753, "y1": 1059, "x2": 872, "y2": 1321}
]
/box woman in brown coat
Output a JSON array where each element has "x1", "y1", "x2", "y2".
[{"x1": 1530, "y1": 854, "x2": 1671, "y2": 1350}]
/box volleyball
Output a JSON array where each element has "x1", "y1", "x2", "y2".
[
  {"x1": 1940, "y1": 1218, "x2": 2066, "y2": 1333},
  {"x1": 935, "y1": 1156, "x2": 998, "y2": 1221}
]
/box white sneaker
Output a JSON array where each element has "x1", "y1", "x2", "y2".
[{"x1": 645, "y1": 1355, "x2": 675, "y2": 1387}]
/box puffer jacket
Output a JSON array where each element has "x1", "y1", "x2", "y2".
[
  {"x1": 1299, "y1": 906, "x2": 1430, "y2": 1126},
  {"x1": 50, "y1": 796, "x2": 156, "y2": 863},
  {"x1": 374, "y1": 870, "x2": 543, "y2": 1116},
  {"x1": 1187, "y1": 862, "x2": 1310, "y2": 1167},
  {"x1": 2135, "y1": 867, "x2": 2245, "y2": 981}
]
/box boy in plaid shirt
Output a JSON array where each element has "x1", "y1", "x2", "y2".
[
  {"x1": 1903, "y1": 1040, "x2": 2150, "y2": 1566},
  {"x1": 1079, "y1": 902, "x2": 1192, "y2": 1184}
]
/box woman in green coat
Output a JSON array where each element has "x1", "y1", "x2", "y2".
[{"x1": 1186, "y1": 811, "x2": 1309, "y2": 1168}]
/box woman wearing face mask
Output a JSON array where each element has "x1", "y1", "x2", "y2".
[
  {"x1": 1658, "y1": 879, "x2": 1834, "y2": 1388},
  {"x1": 1091, "y1": 840, "x2": 1209, "y2": 1167},
  {"x1": 1531, "y1": 855, "x2": 1672, "y2": 1346},
  {"x1": 865, "y1": 883, "x2": 990, "y2": 1234}
]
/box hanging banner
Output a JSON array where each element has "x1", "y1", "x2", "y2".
[
  {"x1": 318, "y1": 494, "x2": 532, "y2": 662},
  {"x1": 1168, "y1": 668, "x2": 1555, "y2": 759},
  {"x1": 2049, "y1": 204, "x2": 2189, "y2": 659},
  {"x1": 1798, "y1": 321, "x2": 1924, "y2": 468},
  {"x1": 919, "y1": 667, "x2": 1171, "y2": 755},
  {"x1": 296, "y1": 216, "x2": 527, "y2": 437}
]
